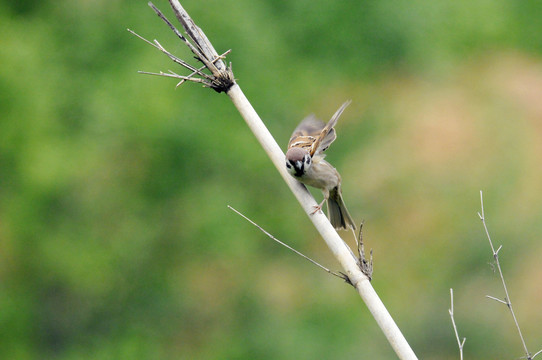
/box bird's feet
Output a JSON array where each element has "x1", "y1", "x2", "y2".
[{"x1": 310, "y1": 200, "x2": 326, "y2": 215}]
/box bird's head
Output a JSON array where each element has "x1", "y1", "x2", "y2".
[{"x1": 285, "y1": 147, "x2": 311, "y2": 178}]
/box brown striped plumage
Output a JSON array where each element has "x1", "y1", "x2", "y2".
[{"x1": 285, "y1": 101, "x2": 355, "y2": 231}]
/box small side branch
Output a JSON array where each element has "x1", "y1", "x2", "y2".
[
  {"x1": 478, "y1": 191, "x2": 539, "y2": 360},
  {"x1": 228, "y1": 205, "x2": 353, "y2": 285},
  {"x1": 128, "y1": 1, "x2": 234, "y2": 92},
  {"x1": 355, "y1": 222, "x2": 373, "y2": 280},
  {"x1": 448, "y1": 289, "x2": 465, "y2": 360}
]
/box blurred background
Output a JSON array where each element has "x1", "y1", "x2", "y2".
[{"x1": 1, "y1": 0, "x2": 542, "y2": 359}]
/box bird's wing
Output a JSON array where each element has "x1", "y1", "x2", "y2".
[
  {"x1": 309, "y1": 100, "x2": 351, "y2": 156},
  {"x1": 287, "y1": 114, "x2": 324, "y2": 151}
]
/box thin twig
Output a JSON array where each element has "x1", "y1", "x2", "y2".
[
  {"x1": 485, "y1": 295, "x2": 508, "y2": 305},
  {"x1": 128, "y1": 30, "x2": 217, "y2": 88},
  {"x1": 147, "y1": 2, "x2": 203, "y2": 59},
  {"x1": 128, "y1": 1, "x2": 234, "y2": 92},
  {"x1": 355, "y1": 222, "x2": 373, "y2": 280},
  {"x1": 127, "y1": 29, "x2": 212, "y2": 79},
  {"x1": 478, "y1": 191, "x2": 535, "y2": 360},
  {"x1": 137, "y1": 70, "x2": 210, "y2": 86},
  {"x1": 228, "y1": 205, "x2": 352, "y2": 285},
  {"x1": 164, "y1": 0, "x2": 234, "y2": 90},
  {"x1": 449, "y1": 288, "x2": 465, "y2": 360}
]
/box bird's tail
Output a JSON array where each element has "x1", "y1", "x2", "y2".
[{"x1": 327, "y1": 187, "x2": 356, "y2": 231}]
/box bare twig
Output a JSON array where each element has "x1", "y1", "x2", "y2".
[
  {"x1": 228, "y1": 205, "x2": 352, "y2": 285},
  {"x1": 128, "y1": 1, "x2": 234, "y2": 92},
  {"x1": 478, "y1": 191, "x2": 539, "y2": 360},
  {"x1": 448, "y1": 288, "x2": 465, "y2": 360},
  {"x1": 133, "y1": 2, "x2": 418, "y2": 358},
  {"x1": 356, "y1": 222, "x2": 373, "y2": 280},
  {"x1": 127, "y1": 29, "x2": 214, "y2": 80},
  {"x1": 485, "y1": 295, "x2": 508, "y2": 305}
]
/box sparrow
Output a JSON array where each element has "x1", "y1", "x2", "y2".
[{"x1": 285, "y1": 101, "x2": 356, "y2": 231}]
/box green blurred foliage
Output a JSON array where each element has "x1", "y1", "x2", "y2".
[{"x1": 1, "y1": 0, "x2": 542, "y2": 359}]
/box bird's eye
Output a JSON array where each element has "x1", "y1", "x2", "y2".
[
  {"x1": 286, "y1": 162, "x2": 292, "y2": 168},
  {"x1": 305, "y1": 156, "x2": 311, "y2": 164}
]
